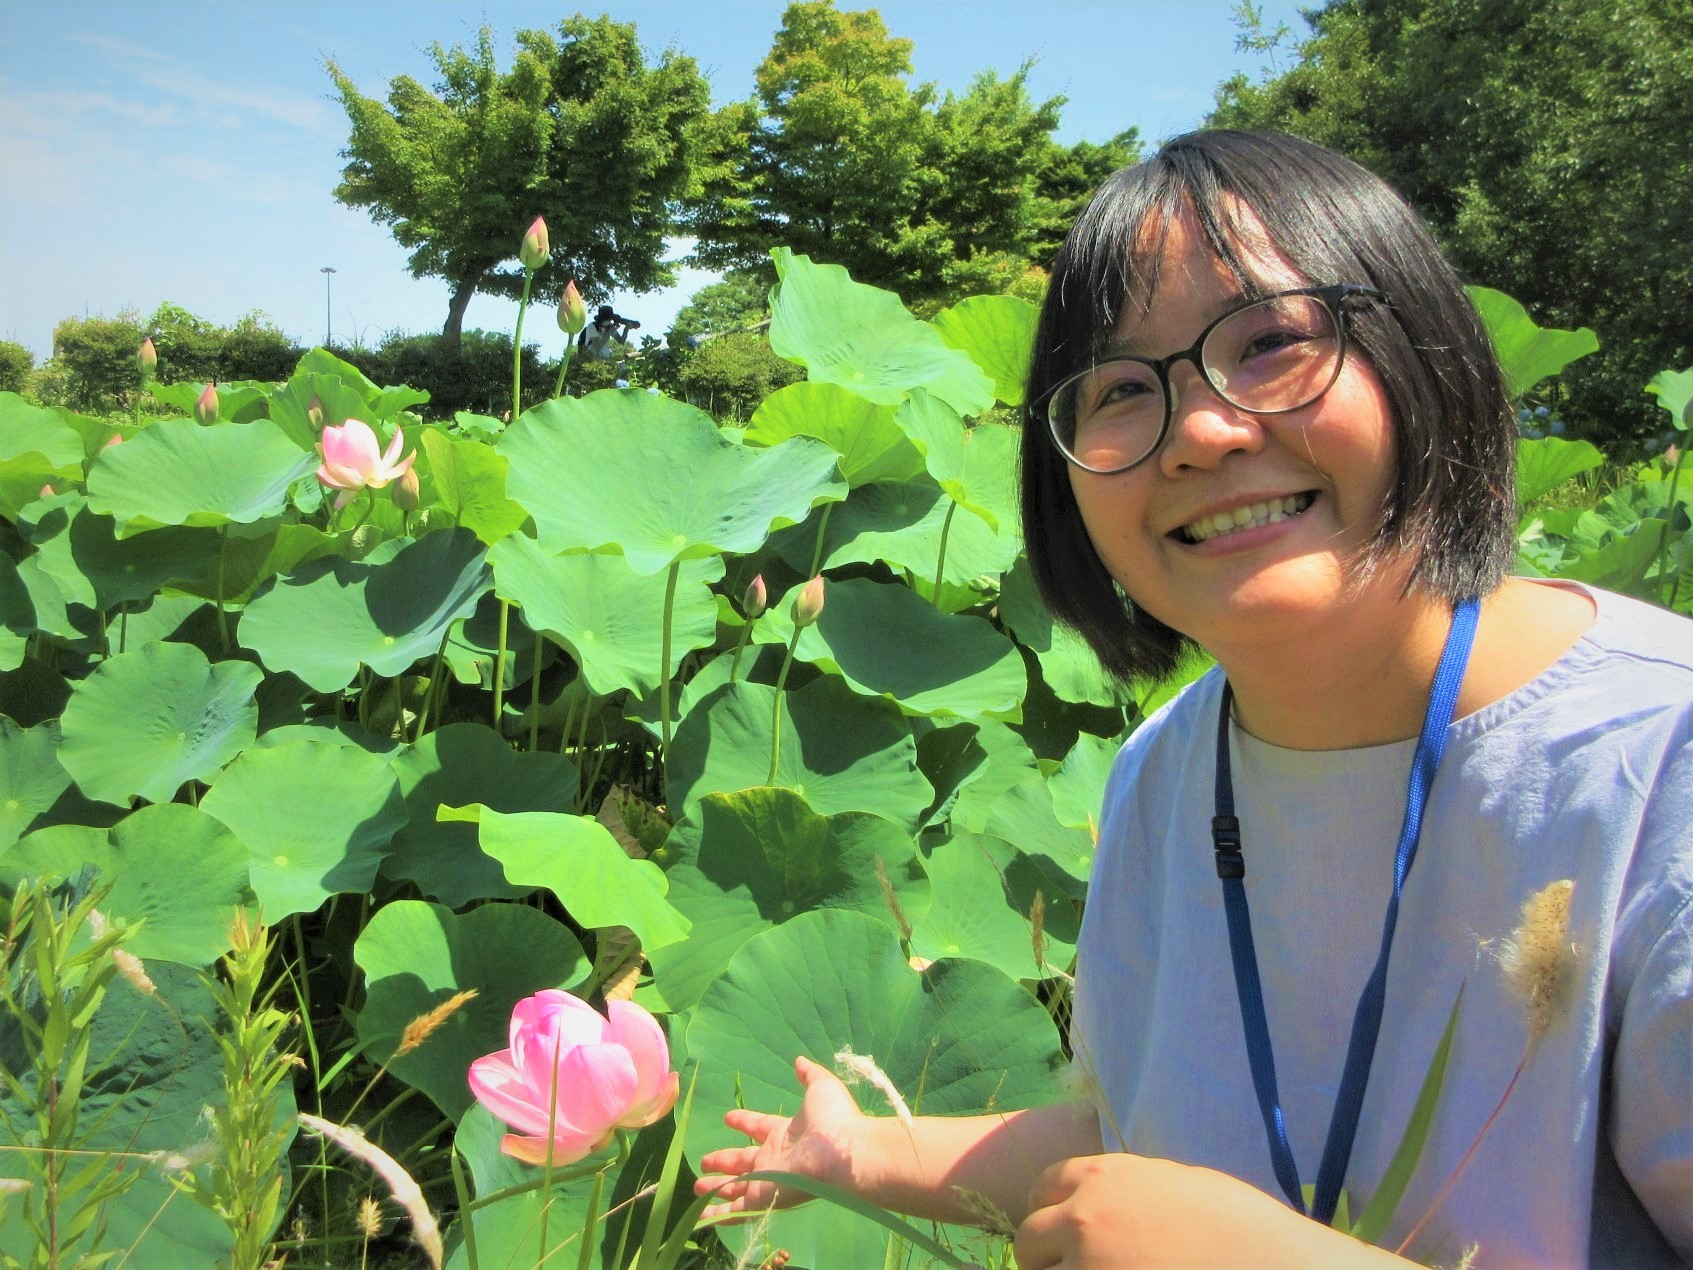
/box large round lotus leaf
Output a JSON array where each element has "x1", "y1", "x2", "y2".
[
  {"x1": 1516, "y1": 435, "x2": 1606, "y2": 504},
  {"x1": 167, "y1": 520, "x2": 341, "y2": 606},
  {"x1": 650, "y1": 787, "x2": 928, "y2": 1011},
  {"x1": 0, "y1": 964, "x2": 265, "y2": 1266},
  {"x1": 930, "y1": 294, "x2": 1040, "y2": 407},
  {"x1": 908, "y1": 832, "x2": 1075, "y2": 981},
  {"x1": 239, "y1": 528, "x2": 491, "y2": 692},
  {"x1": 0, "y1": 720, "x2": 71, "y2": 850},
  {"x1": 744, "y1": 381, "x2": 925, "y2": 488},
  {"x1": 23, "y1": 498, "x2": 218, "y2": 609},
  {"x1": 496, "y1": 390, "x2": 846, "y2": 573},
  {"x1": 0, "y1": 392, "x2": 84, "y2": 469},
  {"x1": 0, "y1": 556, "x2": 30, "y2": 669},
  {"x1": 755, "y1": 577, "x2": 1025, "y2": 721},
  {"x1": 983, "y1": 776, "x2": 1093, "y2": 897},
  {"x1": 354, "y1": 899, "x2": 589, "y2": 1121},
  {"x1": 893, "y1": 394, "x2": 1024, "y2": 535},
  {"x1": 57, "y1": 642, "x2": 262, "y2": 805},
  {"x1": 772, "y1": 479, "x2": 1019, "y2": 589},
  {"x1": 767, "y1": 248, "x2": 995, "y2": 417},
  {"x1": 1048, "y1": 732, "x2": 1122, "y2": 833},
  {"x1": 200, "y1": 738, "x2": 407, "y2": 919},
  {"x1": 914, "y1": 720, "x2": 988, "y2": 830},
  {"x1": 1468, "y1": 285, "x2": 1600, "y2": 399},
  {"x1": 384, "y1": 723, "x2": 578, "y2": 906},
  {"x1": 440, "y1": 804, "x2": 689, "y2": 952},
  {"x1": 667, "y1": 677, "x2": 932, "y2": 830},
  {"x1": 1, "y1": 803, "x2": 249, "y2": 965},
  {"x1": 85, "y1": 417, "x2": 317, "y2": 536},
  {"x1": 146, "y1": 379, "x2": 269, "y2": 423},
  {"x1": 998, "y1": 557, "x2": 1132, "y2": 708},
  {"x1": 420, "y1": 428, "x2": 528, "y2": 545},
  {"x1": 946, "y1": 719, "x2": 1042, "y2": 833},
  {"x1": 625, "y1": 644, "x2": 793, "y2": 740},
  {"x1": 490, "y1": 536, "x2": 723, "y2": 697},
  {"x1": 686, "y1": 909, "x2": 1065, "y2": 1267}
]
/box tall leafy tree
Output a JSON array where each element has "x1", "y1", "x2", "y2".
[
  {"x1": 1209, "y1": 0, "x2": 1693, "y2": 450},
  {"x1": 328, "y1": 19, "x2": 710, "y2": 347}
]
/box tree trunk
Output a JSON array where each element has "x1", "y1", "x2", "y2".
[{"x1": 440, "y1": 267, "x2": 488, "y2": 352}]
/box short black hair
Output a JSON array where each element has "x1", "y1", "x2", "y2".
[{"x1": 1019, "y1": 129, "x2": 1516, "y2": 685}]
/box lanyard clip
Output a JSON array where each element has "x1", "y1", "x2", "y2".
[{"x1": 1211, "y1": 815, "x2": 1244, "y2": 879}]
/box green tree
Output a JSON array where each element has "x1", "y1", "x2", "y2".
[
  {"x1": 0, "y1": 341, "x2": 34, "y2": 396},
  {"x1": 1209, "y1": 0, "x2": 1693, "y2": 451},
  {"x1": 328, "y1": 19, "x2": 711, "y2": 349},
  {"x1": 686, "y1": 1, "x2": 1077, "y2": 305}
]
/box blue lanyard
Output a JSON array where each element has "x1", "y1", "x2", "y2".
[{"x1": 1210, "y1": 596, "x2": 1480, "y2": 1223}]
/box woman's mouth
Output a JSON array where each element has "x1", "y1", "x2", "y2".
[{"x1": 1178, "y1": 492, "x2": 1316, "y2": 544}]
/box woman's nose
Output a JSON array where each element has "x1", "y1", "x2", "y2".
[{"x1": 1157, "y1": 361, "x2": 1265, "y2": 474}]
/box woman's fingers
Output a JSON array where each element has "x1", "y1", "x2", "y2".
[
  {"x1": 699, "y1": 1143, "x2": 764, "y2": 1177},
  {"x1": 722, "y1": 1108, "x2": 784, "y2": 1140}
]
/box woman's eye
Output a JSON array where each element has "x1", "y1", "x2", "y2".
[{"x1": 1241, "y1": 328, "x2": 1311, "y2": 358}]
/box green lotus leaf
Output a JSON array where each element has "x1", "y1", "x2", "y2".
[
  {"x1": 650, "y1": 787, "x2": 928, "y2": 1011},
  {"x1": 57, "y1": 642, "x2": 261, "y2": 804},
  {"x1": 947, "y1": 719, "x2": 1042, "y2": 833},
  {"x1": 490, "y1": 536, "x2": 723, "y2": 697},
  {"x1": 354, "y1": 899, "x2": 589, "y2": 1121},
  {"x1": 908, "y1": 833, "x2": 1056, "y2": 980},
  {"x1": 111, "y1": 594, "x2": 208, "y2": 654},
  {"x1": 85, "y1": 417, "x2": 317, "y2": 536},
  {"x1": 983, "y1": 775, "x2": 1094, "y2": 896},
  {"x1": 0, "y1": 557, "x2": 33, "y2": 670},
  {"x1": 1468, "y1": 286, "x2": 1599, "y2": 398},
  {"x1": 768, "y1": 248, "x2": 995, "y2": 417},
  {"x1": 21, "y1": 496, "x2": 218, "y2": 609},
  {"x1": 0, "y1": 966, "x2": 263, "y2": 1265},
  {"x1": 497, "y1": 390, "x2": 846, "y2": 573},
  {"x1": 384, "y1": 723, "x2": 579, "y2": 906},
  {"x1": 686, "y1": 909, "x2": 1065, "y2": 1266},
  {"x1": 421, "y1": 428, "x2": 528, "y2": 545},
  {"x1": 1516, "y1": 435, "x2": 1606, "y2": 504},
  {"x1": 1647, "y1": 367, "x2": 1693, "y2": 430},
  {"x1": 893, "y1": 394, "x2": 1025, "y2": 533},
  {"x1": 146, "y1": 379, "x2": 269, "y2": 423},
  {"x1": 667, "y1": 677, "x2": 932, "y2": 830},
  {"x1": 440, "y1": 804, "x2": 689, "y2": 951},
  {"x1": 914, "y1": 720, "x2": 988, "y2": 830},
  {"x1": 2, "y1": 803, "x2": 249, "y2": 965},
  {"x1": 998, "y1": 556, "x2": 1132, "y2": 708},
  {"x1": 239, "y1": 527, "x2": 491, "y2": 691},
  {"x1": 200, "y1": 738, "x2": 407, "y2": 919},
  {"x1": 0, "y1": 719, "x2": 71, "y2": 850},
  {"x1": 176, "y1": 521, "x2": 343, "y2": 605},
  {"x1": 930, "y1": 293, "x2": 1039, "y2": 407},
  {"x1": 0, "y1": 392, "x2": 85, "y2": 469},
  {"x1": 755, "y1": 577, "x2": 1025, "y2": 720},
  {"x1": 1048, "y1": 731, "x2": 1122, "y2": 833},
  {"x1": 744, "y1": 381, "x2": 926, "y2": 488},
  {"x1": 625, "y1": 644, "x2": 793, "y2": 740}
]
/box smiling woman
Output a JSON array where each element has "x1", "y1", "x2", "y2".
[{"x1": 695, "y1": 130, "x2": 1693, "y2": 1268}]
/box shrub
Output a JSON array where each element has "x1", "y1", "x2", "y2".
[
  {"x1": 346, "y1": 330, "x2": 548, "y2": 419},
  {"x1": 675, "y1": 330, "x2": 803, "y2": 422},
  {"x1": 0, "y1": 341, "x2": 34, "y2": 395}
]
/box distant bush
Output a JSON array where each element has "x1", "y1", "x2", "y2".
[
  {"x1": 675, "y1": 331, "x2": 803, "y2": 422},
  {"x1": 345, "y1": 330, "x2": 549, "y2": 419},
  {"x1": 47, "y1": 311, "x2": 147, "y2": 413},
  {"x1": 0, "y1": 341, "x2": 33, "y2": 395}
]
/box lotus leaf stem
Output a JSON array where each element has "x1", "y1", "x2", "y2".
[
  {"x1": 807, "y1": 502, "x2": 834, "y2": 578},
  {"x1": 118, "y1": 602, "x2": 128, "y2": 655},
  {"x1": 1658, "y1": 441, "x2": 1688, "y2": 608},
  {"x1": 216, "y1": 524, "x2": 232, "y2": 655},
  {"x1": 767, "y1": 620, "x2": 804, "y2": 786},
  {"x1": 659, "y1": 560, "x2": 681, "y2": 753},
  {"x1": 933, "y1": 498, "x2": 958, "y2": 601},
  {"x1": 530, "y1": 632, "x2": 544, "y2": 751},
  {"x1": 552, "y1": 346, "x2": 574, "y2": 400},
  {"x1": 451, "y1": 1150, "x2": 480, "y2": 1270},
  {"x1": 493, "y1": 601, "x2": 511, "y2": 733},
  {"x1": 512, "y1": 269, "x2": 535, "y2": 423},
  {"x1": 728, "y1": 614, "x2": 758, "y2": 683}
]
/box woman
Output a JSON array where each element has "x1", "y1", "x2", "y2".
[{"x1": 697, "y1": 131, "x2": 1692, "y2": 1267}]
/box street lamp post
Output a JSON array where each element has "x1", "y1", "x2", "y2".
[{"x1": 319, "y1": 267, "x2": 336, "y2": 347}]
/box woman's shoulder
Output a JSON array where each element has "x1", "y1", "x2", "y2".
[{"x1": 1580, "y1": 585, "x2": 1693, "y2": 679}]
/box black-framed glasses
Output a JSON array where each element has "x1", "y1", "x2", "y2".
[{"x1": 1040, "y1": 284, "x2": 1384, "y2": 475}]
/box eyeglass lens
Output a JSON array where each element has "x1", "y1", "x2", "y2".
[{"x1": 1051, "y1": 292, "x2": 1344, "y2": 473}]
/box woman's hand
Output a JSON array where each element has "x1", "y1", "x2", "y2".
[
  {"x1": 1013, "y1": 1153, "x2": 1408, "y2": 1268},
  {"x1": 694, "y1": 1055, "x2": 868, "y2": 1221}
]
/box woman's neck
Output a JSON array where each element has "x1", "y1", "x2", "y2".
[{"x1": 1211, "y1": 578, "x2": 1596, "y2": 751}]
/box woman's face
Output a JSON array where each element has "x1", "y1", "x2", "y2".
[{"x1": 1066, "y1": 209, "x2": 1406, "y2": 659}]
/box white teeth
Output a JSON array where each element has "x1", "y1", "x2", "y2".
[{"x1": 1182, "y1": 494, "x2": 1313, "y2": 543}]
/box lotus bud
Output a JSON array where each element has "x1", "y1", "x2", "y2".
[
  {"x1": 194, "y1": 383, "x2": 219, "y2": 426},
  {"x1": 557, "y1": 280, "x2": 587, "y2": 335},
  {"x1": 307, "y1": 394, "x2": 325, "y2": 431},
  {"x1": 104, "y1": 433, "x2": 123, "y2": 448},
  {"x1": 38, "y1": 484, "x2": 53, "y2": 498},
  {"x1": 519, "y1": 216, "x2": 549, "y2": 271},
  {"x1": 792, "y1": 575, "x2": 826, "y2": 629},
  {"x1": 137, "y1": 337, "x2": 157, "y2": 377},
  {"x1": 743, "y1": 574, "x2": 767, "y2": 618},
  {"x1": 391, "y1": 465, "x2": 420, "y2": 511}
]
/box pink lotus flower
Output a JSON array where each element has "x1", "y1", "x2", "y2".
[
  {"x1": 316, "y1": 418, "x2": 415, "y2": 510},
  {"x1": 558, "y1": 280, "x2": 587, "y2": 335},
  {"x1": 468, "y1": 991, "x2": 679, "y2": 1166},
  {"x1": 519, "y1": 216, "x2": 549, "y2": 271}
]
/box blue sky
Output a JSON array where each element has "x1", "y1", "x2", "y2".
[{"x1": 0, "y1": 0, "x2": 1310, "y2": 364}]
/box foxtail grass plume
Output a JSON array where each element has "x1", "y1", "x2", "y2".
[
  {"x1": 112, "y1": 948, "x2": 156, "y2": 996},
  {"x1": 792, "y1": 575, "x2": 825, "y2": 628},
  {"x1": 558, "y1": 279, "x2": 587, "y2": 334},
  {"x1": 299, "y1": 1114, "x2": 442, "y2": 1269},
  {"x1": 1498, "y1": 878, "x2": 1578, "y2": 1043},
  {"x1": 395, "y1": 988, "x2": 476, "y2": 1059},
  {"x1": 874, "y1": 855, "x2": 912, "y2": 942},
  {"x1": 833, "y1": 1048, "x2": 913, "y2": 1132},
  {"x1": 519, "y1": 216, "x2": 549, "y2": 271},
  {"x1": 194, "y1": 383, "x2": 219, "y2": 426}
]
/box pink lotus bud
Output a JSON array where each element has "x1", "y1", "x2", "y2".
[
  {"x1": 519, "y1": 216, "x2": 549, "y2": 271},
  {"x1": 557, "y1": 280, "x2": 587, "y2": 335},
  {"x1": 742, "y1": 574, "x2": 767, "y2": 618},
  {"x1": 194, "y1": 383, "x2": 219, "y2": 426},
  {"x1": 39, "y1": 484, "x2": 54, "y2": 498},
  {"x1": 104, "y1": 434, "x2": 123, "y2": 448},
  {"x1": 316, "y1": 419, "x2": 416, "y2": 510},
  {"x1": 137, "y1": 338, "x2": 157, "y2": 377},
  {"x1": 391, "y1": 465, "x2": 420, "y2": 511},
  {"x1": 468, "y1": 991, "x2": 679, "y2": 1167},
  {"x1": 307, "y1": 394, "x2": 325, "y2": 431},
  {"x1": 792, "y1": 575, "x2": 826, "y2": 628}
]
